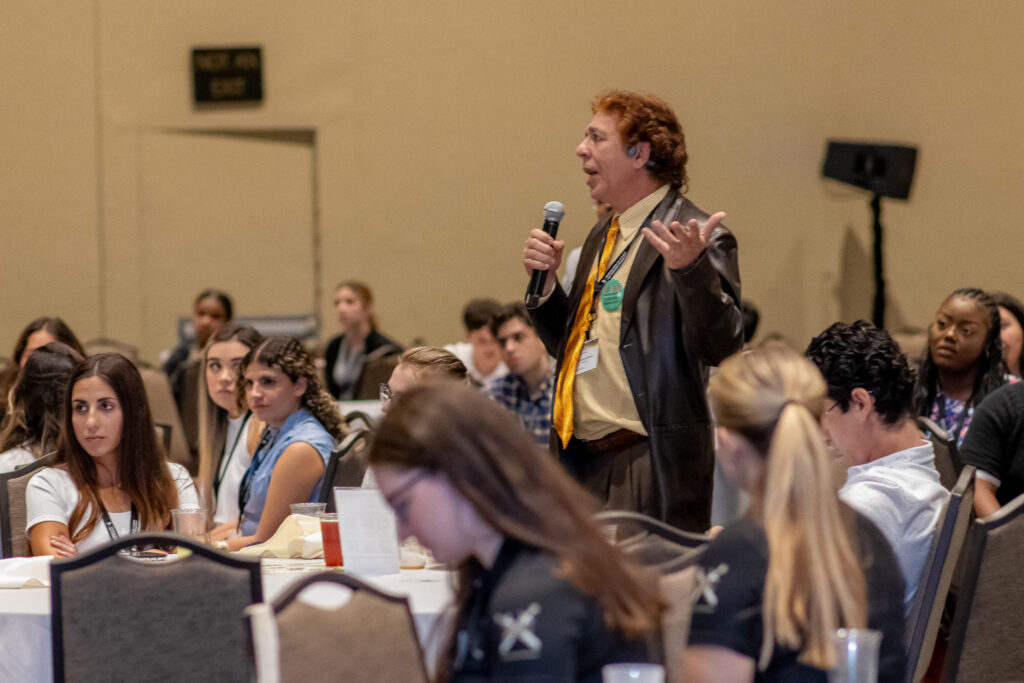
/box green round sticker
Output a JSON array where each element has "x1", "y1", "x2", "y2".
[{"x1": 601, "y1": 279, "x2": 624, "y2": 312}]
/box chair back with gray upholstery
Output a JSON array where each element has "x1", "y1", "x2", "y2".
[
  {"x1": 319, "y1": 429, "x2": 372, "y2": 510},
  {"x1": 903, "y1": 466, "x2": 974, "y2": 683},
  {"x1": 941, "y1": 489, "x2": 1024, "y2": 682},
  {"x1": 249, "y1": 571, "x2": 428, "y2": 683},
  {"x1": 595, "y1": 510, "x2": 709, "y2": 575},
  {"x1": 918, "y1": 416, "x2": 959, "y2": 490},
  {"x1": 0, "y1": 452, "x2": 55, "y2": 557},
  {"x1": 50, "y1": 533, "x2": 262, "y2": 683}
]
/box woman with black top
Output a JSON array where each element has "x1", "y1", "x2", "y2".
[
  {"x1": 324, "y1": 280, "x2": 401, "y2": 399},
  {"x1": 369, "y1": 382, "x2": 663, "y2": 682},
  {"x1": 914, "y1": 287, "x2": 1008, "y2": 448},
  {"x1": 685, "y1": 346, "x2": 905, "y2": 683},
  {"x1": 26, "y1": 353, "x2": 197, "y2": 557}
]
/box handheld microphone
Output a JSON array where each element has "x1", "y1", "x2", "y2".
[{"x1": 525, "y1": 201, "x2": 565, "y2": 308}]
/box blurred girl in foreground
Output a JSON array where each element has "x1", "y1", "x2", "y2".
[
  {"x1": 369, "y1": 383, "x2": 662, "y2": 682},
  {"x1": 685, "y1": 346, "x2": 905, "y2": 682},
  {"x1": 196, "y1": 323, "x2": 265, "y2": 539},
  {"x1": 226, "y1": 337, "x2": 346, "y2": 550},
  {"x1": 26, "y1": 353, "x2": 197, "y2": 557}
]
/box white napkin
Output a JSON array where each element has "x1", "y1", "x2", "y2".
[
  {"x1": 0, "y1": 555, "x2": 52, "y2": 588},
  {"x1": 238, "y1": 514, "x2": 324, "y2": 559}
]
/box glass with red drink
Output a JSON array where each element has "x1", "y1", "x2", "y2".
[{"x1": 319, "y1": 512, "x2": 343, "y2": 567}]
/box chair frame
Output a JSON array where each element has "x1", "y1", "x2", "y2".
[
  {"x1": 917, "y1": 415, "x2": 961, "y2": 490},
  {"x1": 255, "y1": 571, "x2": 430, "y2": 682},
  {"x1": 50, "y1": 532, "x2": 263, "y2": 683},
  {"x1": 318, "y1": 429, "x2": 372, "y2": 509},
  {"x1": 595, "y1": 510, "x2": 710, "y2": 574},
  {"x1": 940, "y1": 489, "x2": 1024, "y2": 682},
  {"x1": 0, "y1": 452, "x2": 56, "y2": 557},
  {"x1": 903, "y1": 465, "x2": 975, "y2": 683},
  {"x1": 343, "y1": 410, "x2": 377, "y2": 431}
]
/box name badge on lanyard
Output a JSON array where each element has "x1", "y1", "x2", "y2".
[{"x1": 577, "y1": 339, "x2": 599, "y2": 375}]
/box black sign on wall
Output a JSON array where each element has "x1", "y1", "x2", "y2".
[{"x1": 192, "y1": 46, "x2": 263, "y2": 104}]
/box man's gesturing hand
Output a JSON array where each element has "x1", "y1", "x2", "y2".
[{"x1": 642, "y1": 211, "x2": 726, "y2": 270}]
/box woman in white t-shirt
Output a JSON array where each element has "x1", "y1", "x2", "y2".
[
  {"x1": 26, "y1": 353, "x2": 198, "y2": 557},
  {"x1": 0, "y1": 342, "x2": 81, "y2": 473},
  {"x1": 196, "y1": 323, "x2": 265, "y2": 540}
]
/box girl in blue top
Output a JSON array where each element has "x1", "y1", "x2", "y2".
[{"x1": 226, "y1": 336, "x2": 347, "y2": 550}]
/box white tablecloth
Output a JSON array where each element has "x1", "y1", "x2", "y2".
[{"x1": 0, "y1": 558, "x2": 452, "y2": 682}]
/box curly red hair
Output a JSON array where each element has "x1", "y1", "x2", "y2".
[{"x1": 592, "y1": 91, "x2": 688, "y2": 191}]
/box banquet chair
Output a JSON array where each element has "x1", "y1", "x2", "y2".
[
  {"x1": 659, "y1": 546, "x2": 706, "y2": 683},
  {"x1": 917, "y1": 416, "x2": 959, "y2": 490},
  {"x1": 246, "y1": 571, "x2": 428, "y2": 683},
  {"x1": 353, "y1": 347, "x2": 401, "y2": 400},
  {"x1": 318, "y1": 428, "x2": 373, "y2": 511},
  {"x1": 940, "y1": 490, "x2": 1024, "y2": 683},
  {"x1": 139, "y1": 366, "x2": 195, "y2": 473},
  {"x1": 903, "y1": 466, "x2": 975, "y2": 683},
  {"x1": 595, "y1": 510, "x2": 709, "y2": 575},
  {"x1": 0, "y1": 452, "x2": 55, "y2": 558},
  {"x1": 343, "y1": 409, "x2": 377, "y2": 432},
  {"x1": 50, "y1": 533, "x2": 262, "y2": 683}
]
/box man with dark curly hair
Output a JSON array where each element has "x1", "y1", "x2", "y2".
[
  {"x1": 806, "y1": 320, "x2": 948, "y2": 616},
  {"x1": 522, "y1": 90, "x2": 743, "y2": 531}
]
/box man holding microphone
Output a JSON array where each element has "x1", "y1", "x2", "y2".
[{"x1": 523, "y1": 91, "x2": 743, "y2": 532}]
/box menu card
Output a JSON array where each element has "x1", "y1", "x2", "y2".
[{"x1": 333, "y1": 487, "x2": 401, "y2": 574}]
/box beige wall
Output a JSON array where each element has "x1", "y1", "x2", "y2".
[{"x1": 3, "y1": 1, "x2": 1023, "y2": 364}]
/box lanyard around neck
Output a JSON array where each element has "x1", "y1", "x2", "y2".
[
  {"x1": 236, "y1": 426, "x2": 277, "y2": 529},
  {"x1": 215, "y1": 411, "x2": 252, "y2": 496},
  {"x1": 98, "y1": 500, "x2": 139, "y2": 540}
]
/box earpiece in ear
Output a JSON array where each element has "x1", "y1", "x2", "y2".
[{"x1": 627, "y1": 145, "x2": 637, "y2": 158}]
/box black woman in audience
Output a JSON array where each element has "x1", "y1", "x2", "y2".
[
  {"x1": 0, "y1": 316, "x2": 85, "y2": 424},
  {"x1": 0, "y1": 343, "x2": 82, "y2": 473},
  {"x1": 225, "y1": 336, "x2": 346, "y2": 551},
  {"x1": 324, "y1": 280, "x2": 402, "y2": 400},
  {"x1": 913, "y1": 287, "x2": 1009, "y2": 448},
  {"x1": 369, "y1": 383, "x2": 664, "y2": 682},
  {"x1": 26, "y1": 353, "x2": 198, "y2": 557},
  {"x1": 196, "y1": 323, "x2": 265, "y2": 540},
  {"x1": 685, "y1": 345, "x2": 905, "y2": 683},
  {"x1": 990, "y1": 291, "x2": 1024, "y2": 379}
]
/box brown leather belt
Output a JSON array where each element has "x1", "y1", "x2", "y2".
[{"x1": 582, "y1": 428, "x2": 646, "y2": 455}]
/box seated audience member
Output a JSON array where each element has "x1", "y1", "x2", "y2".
[
  {"x1": 687, "y1": 346, "x2": 905, "y2": 683},
  {"x1": 163, "y1": 289, "x2": 233, "y2": 459},
  {"x1": 959, "y1": 380, "x2": 1024, "y2": 517},
  {"x1": 324, "y1": 280, "x2": 402, "y2": 400},
  {"x1": 806, "y1": 321, "x2": 948, "y2": 615},
  {"x1": 226, "y1": 337, "x2": 346, "y2": 550},
  {"x1": 369, "y1": 383, "x2": 663, "y2": 681},
  {"x1": 444, "y1": 298, "x2": 508, "y2": 390},
  {"x1": 381, "y1": 346, "x2": 468, "y2": 415},
  {"x1": 488, "y1": 302, "x2": 555, "y2": 447},
  {"x1": 913, "y1": 287, "x2": 1009, "y2": 448},
  {"x1": 990, "y1": 291, "x2": 1024, "y2": 379},
  {"x1": 196, "y1": 324, "x2": 265, "y2": 538},
  {"x1": 26, "y1": 353, "x2": 198, "y2": 557},
  {"x1": 0, "y1": 343, "x2": 82, "y2": 472},
  {"x1": 0, "y1": 317, "x2": 86, "y2": 424}
]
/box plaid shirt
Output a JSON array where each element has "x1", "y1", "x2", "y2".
[{"x1": 489, "y1": 372, "x2": 554, "y2": 446}]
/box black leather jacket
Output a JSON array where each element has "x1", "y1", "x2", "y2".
[{"x1": 530, "y1": 188, "x2": 743, "y2": 531}]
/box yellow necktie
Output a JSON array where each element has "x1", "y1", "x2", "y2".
[{"x1": 552, "y1": 218, "x2": 620, "y2": 448}]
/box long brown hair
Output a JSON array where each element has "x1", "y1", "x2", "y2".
[
  {"x1": 0, "y1": 316, "x2": 85, "y2": 419},
  {"x1": 709, "y1": 346, "x2": 866, "y2": 670},
  {"x1": 196, "y1": 324, "x2": 264, "y2": 519},
  {"x1": 59, "y1": 354, "x2": 179, "y2": 543},
  {"x1": 0, "y1": 342, "x2": 82, "y2": 455},
  {"x1": 240, "y1": 336, "x2": 348, "y2": 441},
  {"x1": 368, "y1": 382, "x2": 663, "y2": 680}
]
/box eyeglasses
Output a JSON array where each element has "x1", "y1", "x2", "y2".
[
  {"x1": 824, "y1": 400, "x2": 840, "y2": 415},
  {"x1": 379, "y1": 383, "x2": 401, "y2": 404},
  {"x1": 383, "y1": 470, "x2": 429, "y2": 525}
]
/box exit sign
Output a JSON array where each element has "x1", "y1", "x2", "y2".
[{"x1": 192, "y1": 46, "x2": 263, "y2": 104}]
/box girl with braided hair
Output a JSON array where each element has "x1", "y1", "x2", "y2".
[
  {"x1": 225, "y1": 336, "x2": 347, "y2": 550},
  {"x1": 914, "y1": 287, "x2": 1010, "y2": 448}
]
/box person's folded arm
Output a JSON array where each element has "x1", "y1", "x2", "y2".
[{"x1": 29, "y1": 521, "x2": 76, "y2": 558}]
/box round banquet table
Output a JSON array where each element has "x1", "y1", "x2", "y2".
[{"x1": 0, "y1": 558, "x2": 452, "y2": 681}]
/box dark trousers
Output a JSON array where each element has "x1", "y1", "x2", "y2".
[{"x1": 560, "y1": 434, "x2": 655, "y2": 518}]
